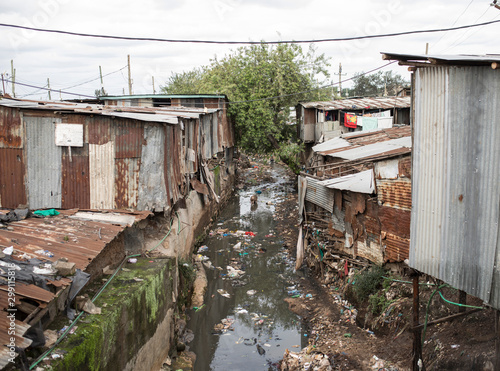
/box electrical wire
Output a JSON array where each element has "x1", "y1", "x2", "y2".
[
  {"x1": 432, "y1": 0, "x2": 475, "y2": 49},
  {"x1": 0, "y1": 20, "x2": 499, "y2": 45},
  {"x1": 2, "y1": 78, "x2": 95, "y2": 98}
]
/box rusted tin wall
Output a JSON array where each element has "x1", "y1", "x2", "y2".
[
  {"x1": 305, "y1": 155, "x2": 411, "y2": 265},
  {"x1": 0, "y1": 148, "x2": 27, "y2": 208},
  {"x1": 0, "y1": 106, "x2": 22, "y2": 148},
  {"x1": 0, "y1": 103, "x2": 233, "y2": 212},
  {"x1": 61, "y1": 145, "x2": 90, "y2": 209}
]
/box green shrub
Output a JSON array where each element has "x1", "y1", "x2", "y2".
[{"x1": 351, "y1": 265, "x2": 386, "y2": 303}]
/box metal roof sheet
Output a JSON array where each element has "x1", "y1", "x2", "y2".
[
  {"x1": 314, "y1": 126, "x2": 412, "y2": 161},
  {"x1": 0, "y1": 209, "x2": 150, "y2": 367},
  {"x1": 299, "y1": 96, "x2": 410, "y2": 110},
  {"x1": 100, "y1": 94, "x2": 227, "y2": 100},
  {"x1": 319, "y1": 169, "x2": 375, "y2": 194},
  {"x1": 0, "y1": 98, "x2": 218, "y2": 124},
  {"x1": 382, "y1": 52, "x2": 500, "y2": 65}
]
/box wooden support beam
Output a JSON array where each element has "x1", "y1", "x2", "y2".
[
  {"x1": 412, "y1": 274, "x2": 425, "y2": 371},
  {"x1": 458, "y1": 290, "x2": 467, "y2": 313},
  {"x1": 412, "y1": 308, "x2": 482, "y2": 331},
  {"x1": 496, "y1": 310, "x2": 500, "y2": 370}
]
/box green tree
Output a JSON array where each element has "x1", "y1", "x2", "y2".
[
  {"x1": 162, "y1": 43, "x2": 331, "y2": 158},
  {"x1": 351, "y1": 70, "x2": 409, "y2": 97}
]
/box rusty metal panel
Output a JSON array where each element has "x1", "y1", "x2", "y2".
[
  {"x1": 114, "y1": 122, "x2": 143, "y2": 158},
  {"x1": 115, "y1": 158, "x2": 139, "y2": 209},
  {"x1": 89, "y1": 142, "x2": 115, "y2": 209},
  {"x1": 137, "y1": 124, "x2": 168, "y2": 211},
  {"x1": 25, "y1": 116, "x2": 62, "y2": 209},
  {"x1": 61, "y1": 145, "x2": 90, "y2": 209},
  {"x1": 300, "y1": 96, "x2": 411, "y2": 110},
  {"x1": 384, "y1": 233, "x2": 410, "y2": 262},
  {"x1": 0, "y1": 148, "x2": 27, "y2": 208},
  {"x1": 376, "y1": 179, "x2": 411, "y2": 211},
  {"x1": 0, "y1": 106, "x2": 22, "y2": 148},
  {"x1": 87, "y1": 116, "x2": 112, "y2": 145},
  {"x1": 172, "y1": 125, "x2": 183, "y2": 203},
  {"x1": 379, "y1": 206, "x2": 410, "y2": 239}
]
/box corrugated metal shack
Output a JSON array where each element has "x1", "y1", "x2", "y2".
[
  {"x1": 0, "y1": 97, "x2": 234, "y2": 212},
  {"x1": 299, "y1": 126, "x2": 412, "y2": 278},
  {"x1": 382, "y1": 53, "x2": 500, "y2": 310},
  {"x1": 296, "y1": 96, "x2": 411, "y2": 144}
]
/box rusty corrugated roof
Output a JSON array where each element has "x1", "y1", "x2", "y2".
[
  {"x1": 299, "y1": 96, "x2": 410, "y2": 110},
  {"x1": 0, "y1": 98, "x2": 219, "y2": 124},
  {"x1": 314, "y1": 126, "x2": 411, "y2": 162},
  {"x1": 0, "y1": 208, "x2": 151, "y2": 367}
]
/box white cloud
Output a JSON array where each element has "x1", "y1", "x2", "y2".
[{"x1": 0, "y1": 0, "x2": 498, "y2": 99}]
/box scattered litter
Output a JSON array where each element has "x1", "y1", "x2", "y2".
[
  {"x1": 35, "y1": 249, "x2": 54, "y2": 258},
  {"x1": 245, "y1": 231, "x2": 256, "y2": 237},
  {"x1": 214, "y1": 318, "x2": 234, "y2": 333},
  {"x1": 246, "y1": 289, "x2": 257, "y2": 296},
  {"x1": 198, "y1": 245, "x2": 209, "y2": 253},
  {"x1": 128, "y1": 258, "x2": 137, "y2": 264},
  {"x1": 2, "y1": 246, "x2": 13, "y2": 255},
  {"x1": 133, "y1": 277, "x2": 144, "y2": 282},
  {"x1": 217, "y1": 289, "x2": 231, "y2": 298},
  {"x1": 233, "y1": 242, "x2": 242, "y2": 250}
]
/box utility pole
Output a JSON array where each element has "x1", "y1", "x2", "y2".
[
  {"x1": 127, "y1": 55, "x2": 133, "y2": 95},
  {"x1": 152, "y1": 76, "x2": 156, "y2": 94},
  {"x1": 334, "y1": 63, "x2": 347, "y2": 98},
  {"x1": 99, "y1": 65, "x2": 104, "y2": 93},
  {"x1": 425, "y1": 42, "x2": 429, "y2": 55},
  {"x1": 11, "y1": 60, "x2": 15, "y2": 98},
  {"x1": 1, "y1": 73, "x2": 5, "y2": 96},
  {"x1": 47, "y1": 78, "x2": 51, "y2": 100}
]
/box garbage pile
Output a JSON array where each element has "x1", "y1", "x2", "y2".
[{"x1": 280, "y1": 346, "x2": 332, "y2": 371}]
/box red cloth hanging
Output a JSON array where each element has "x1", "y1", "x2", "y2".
[{"x1": 344, "y1": 113, "x2": 357, "y2": 128}]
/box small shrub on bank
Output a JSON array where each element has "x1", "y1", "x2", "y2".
[{"x1": 351, "y1": 265, "x2": 386, "y2": 303}]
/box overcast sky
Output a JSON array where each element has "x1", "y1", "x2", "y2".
[{"x1": 0, "y1": 0, "x2": 498, "y2": 100}]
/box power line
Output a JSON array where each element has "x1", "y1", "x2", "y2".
[
  {"x1": 2, "y1": 78, "x2": 95, "y2": 99},
  {"x1": 432, "y1": 0, "x2": 475, "y2": 49},
  {"x1": 60, "y1": 65, "x2": 127, "y2": 90},
  {"x1": 0, "y1": 20, "x2": 499, "y2": 45}
]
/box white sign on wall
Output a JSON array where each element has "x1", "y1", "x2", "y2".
[{"x1": 55, "y1": 123, "x2": 84, "y2": 147}]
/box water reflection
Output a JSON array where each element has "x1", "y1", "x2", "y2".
[{"x1": 187, "y1": 166, "x2": 304, "y2": 371}]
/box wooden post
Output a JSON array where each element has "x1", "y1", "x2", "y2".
[
  {"x1": 496, "y1": 310, "x2": 500, "y2": 370},
  {"x1": 47, "y1": 78, "x2": 51, "y2": 100},
  {"x1": 413, "y1": 274, "x2": 425, "y2": 370},
  {"x1": 11, "y1": 60, "x2": 15, "y2": 98},
  {"x1": 127, "y1": 55, "x2": 132, "y2": 95},
  {"x1": 458, "y1": 290, "x2": 466, "y2": 313}
]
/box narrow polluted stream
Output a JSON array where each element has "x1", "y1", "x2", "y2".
[{"x1": 186, "y1": 164, "x2": 305, "y2": 370}]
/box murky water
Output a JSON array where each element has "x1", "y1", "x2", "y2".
[{"x1": 187, "y1": 165, "x2": 305, "y2": 371}]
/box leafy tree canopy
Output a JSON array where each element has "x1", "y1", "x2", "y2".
[
  {"x1": 351, "y1": 70, "x2": 409, "y2": 97},
  {"x1": 162, "y1": 43, "x2": 331, "y2": 154}
]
